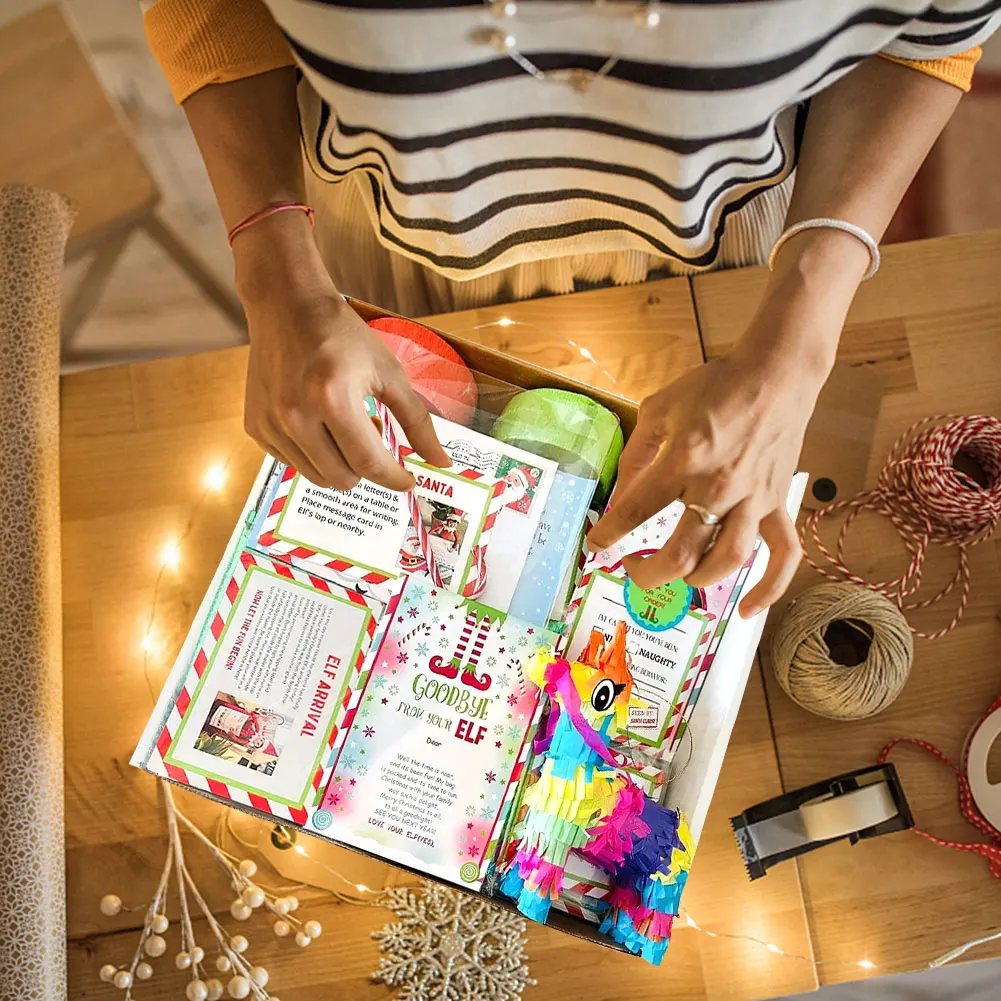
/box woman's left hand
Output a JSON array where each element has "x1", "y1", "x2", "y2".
[{"x1": 587, "y1": 297, "x2": 835, "y2": 618}]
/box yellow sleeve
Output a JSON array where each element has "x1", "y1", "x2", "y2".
[
  {"x1": 878, "y1": 46, "x2": 982, "y2": 93},
  {"x1": 143, "y1": 0, "x2": 296, "y2": 105}
]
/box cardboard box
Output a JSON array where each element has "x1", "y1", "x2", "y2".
[{"x1": 133, "y1": 297, "x2": 806, "y2": 955}]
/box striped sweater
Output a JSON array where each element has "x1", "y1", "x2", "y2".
[{"x1": 146, "y1": 0, "x2": 997, "y2": 279}]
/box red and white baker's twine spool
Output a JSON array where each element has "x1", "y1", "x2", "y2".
[
  {"x1": 802, "y1": 415, "x2": 1001, "y2": 640},
  {"x1": 878, "y1": 703, "x2": 1001, "y2": 880}
]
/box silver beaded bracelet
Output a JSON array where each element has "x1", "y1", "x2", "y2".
[{"x1": 768, "y1": 218, "x2": 881, "y2": 281}]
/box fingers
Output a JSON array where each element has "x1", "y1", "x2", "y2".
[
  {"x1": 613, "y1": 423, "x2": 664, "y2": 498},
  {"x1": 587, "y1": 458, "x2": 683, "y2": 553},
  {"x1": 314, "y1": 390, "x2": 416, "y2": 491},
  {"x1": 685, "y1": 498, "x2": 759, "y2": 588},
  {"x1": 291, "y1": 417, "x2": 368, "y2": 491},
  {"x1": 381, "y1": 369, "x2": 452, "y2": 469},
  {"x1": 264, "y1": 422, "x2": 329, "y2": 488},
  {"x1": 739, "y1": 508, "x2": 802, "y2": 618},
  {"x1": 621, "y1": 506, "x2": 718, "y2": 589},
  {"x1": 611, "y1": 391, "x2": 672, "y2": 497}
]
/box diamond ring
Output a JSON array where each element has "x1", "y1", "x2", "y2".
[{"x1": 686, "y1": 503, "x2": 721, "y2": 527}]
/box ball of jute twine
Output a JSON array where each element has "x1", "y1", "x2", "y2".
[{"x1": 770, "y1": 582, "x2": 914, "y2": 720}]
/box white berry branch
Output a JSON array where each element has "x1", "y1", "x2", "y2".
[{"x1": 97, "y1": 780, "x2": 326, "y2": 1000}]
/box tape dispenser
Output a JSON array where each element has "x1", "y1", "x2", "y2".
[{"x1": 731, "y1": 763, "x2": 913, "y2": 879}]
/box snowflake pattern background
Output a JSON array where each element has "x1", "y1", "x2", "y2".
[{"x1": 372, "y1": 881, "x2": 534, "y2": 1001}]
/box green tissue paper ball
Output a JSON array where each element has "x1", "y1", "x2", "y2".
[{"x1": 491, "y1": 388, "x2": 623, "y2": 501}]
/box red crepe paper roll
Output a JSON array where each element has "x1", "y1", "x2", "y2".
[{"x1": 368, "y1": 316, "x2": 478, "y2": 426}]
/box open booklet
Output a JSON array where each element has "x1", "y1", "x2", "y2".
[{"x1": 133, "y1": 396, "x2": 806, "y2": 901}]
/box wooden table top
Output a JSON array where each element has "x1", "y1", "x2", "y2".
[
  {"x1": 63, "y1": 273, "x2": 818, "y2": 1001},
  {"x1": 0, "y1": 6, "x2": 157, "y2": 253},
  {"x1": 64, "y1": 229, "x2": 1001, "y2": 1000},
  {"x1": 693, "y1": 229, "x2": 1001, "y2": 983}
]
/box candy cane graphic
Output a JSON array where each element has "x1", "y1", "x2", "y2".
[{"x1": 377, "y1": 402, "x2": 445, "y2": 588}]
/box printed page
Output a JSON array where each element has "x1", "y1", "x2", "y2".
[
  {"x1": 570, "y1": 500, "x2": 760, "y2": 755},
  {"x1": 307, "y1": 578, "x2": 557, "y2": 889},
  {"x1": 157, "y1": 552, "x2": 378, "y2": 812},
  {"x1": 564, "y1": 570, "x2": 708, "y2": 747}
]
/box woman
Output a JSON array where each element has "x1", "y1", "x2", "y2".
[{"x1": 145, "y1": 0, "x2": 996, "y2": 614}]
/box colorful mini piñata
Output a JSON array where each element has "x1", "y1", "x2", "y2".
[{"x1": 499, "y1": 621, "x2": 695, "y2": 964}]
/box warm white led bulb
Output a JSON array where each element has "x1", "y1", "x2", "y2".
[
  {"x1": 204, "y1": 465, "x2": 227, "y2": 491},
  {"x1": 161, "y1": 541, "x2": 180, "y2": 569}
]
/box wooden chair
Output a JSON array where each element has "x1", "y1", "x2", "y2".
[{"x1": 0, "y1": 4, "x2": 245, "y2": 366}]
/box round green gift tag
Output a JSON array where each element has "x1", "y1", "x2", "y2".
[{"x1": 623, "y1": 576, "x2": 692, "y2": 632}]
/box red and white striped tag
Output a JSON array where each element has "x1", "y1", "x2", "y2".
[{"x1": 382, "y1": 403, "x2": 506, "y2": 600}]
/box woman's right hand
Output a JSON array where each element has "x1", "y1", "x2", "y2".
[{"x1": 232, "y1": 211, "x2": 450, "y2": 491}]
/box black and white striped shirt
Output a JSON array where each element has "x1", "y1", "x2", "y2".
[{"x1": 261, "y1": 0, "x2": 1000, "y2": 278}]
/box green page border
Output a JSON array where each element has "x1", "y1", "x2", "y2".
[
  {"x1": 565, "y1": 569, "x2": 708, "y2": 748},
  {"x1": 165, "y1": 563, "x2": 371, "y2": 808}
]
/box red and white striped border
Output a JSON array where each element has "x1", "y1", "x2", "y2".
[
  {"x1": 559, "y1": 558, "x2": 618, "y2": 655},
  {"x1": 254, "y1": 464, "x2": 398, "y2": 589},
  {"x1": 462, "y1": 478, "x2": 505, "y2": 598},
  {"x1": 561, "y1": 875, "x2": 610, "y2": 905},
  {"x1": 665, "y1": 548, "x2": 759, "y2": 750},
  {"x1": 151, "y1": 550, "x2": 381, "y2": 822}
]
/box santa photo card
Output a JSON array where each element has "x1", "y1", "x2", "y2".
[{"x1": 248, "y1": 413, "x2": 557, "y2": 612}]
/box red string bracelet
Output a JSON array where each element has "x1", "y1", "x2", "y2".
[{"x1": 227, "y1": 201, "x2": 315, "y2": 248}]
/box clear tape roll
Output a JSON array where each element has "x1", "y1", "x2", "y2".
[{"x1": 799, "y1": 783, "x2": 898, "y2": 842}]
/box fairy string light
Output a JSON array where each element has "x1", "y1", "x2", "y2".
[
  {"x1": 140, "y1": 451, "x2": 243, "y2": 703},
  {"x1": 680, "y1": 905, "x2": 1001, "y2": 976}
]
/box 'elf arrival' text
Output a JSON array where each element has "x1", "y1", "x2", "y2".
[{"x1": 298, "y1": 654, "x2": 342, "y2": 737}]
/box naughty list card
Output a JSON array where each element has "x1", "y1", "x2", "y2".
[{"x1": 306, "y1": 577, "x2": 556, "y2": 888}]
